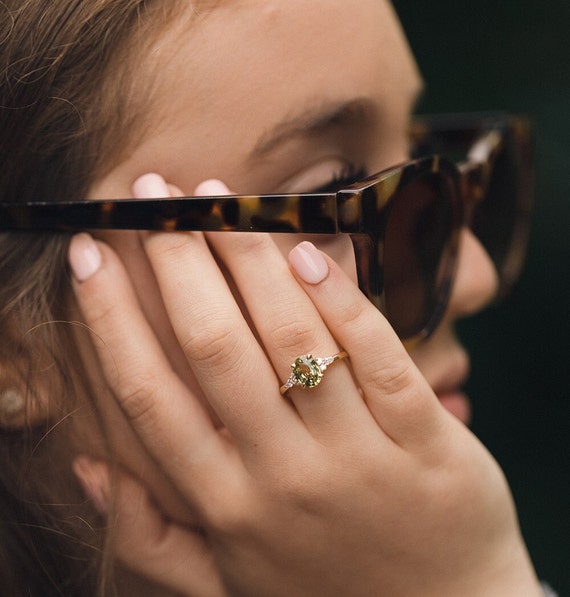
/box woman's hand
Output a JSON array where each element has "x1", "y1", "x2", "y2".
[{"x1": 69, "y1": 174, "x2": 541, "y2": 597}]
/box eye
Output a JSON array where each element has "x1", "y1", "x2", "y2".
[{"x1": 309, "y1": 163, "x2": 367, "y2": 193}]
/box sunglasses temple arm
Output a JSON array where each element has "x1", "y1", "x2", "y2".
[{"x1": 0, "y1": 193, "x2": 339, "y2": 234}]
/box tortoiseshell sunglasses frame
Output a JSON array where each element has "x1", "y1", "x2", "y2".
[{"x1": 0, "y1": 113, "x2": 533, "y2": 345}]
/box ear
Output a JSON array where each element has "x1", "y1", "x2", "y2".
[{"x1": 0, "y1": 335, "x2": 71, "y2": 430}]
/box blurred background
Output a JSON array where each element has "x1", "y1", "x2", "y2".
[{"x1": 394, "y1": 1, "x2": 569, "y2": 592}]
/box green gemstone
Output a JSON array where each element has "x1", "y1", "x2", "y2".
[{"x1": 292, "y1": 355, "x2": 323, "y2": 388}]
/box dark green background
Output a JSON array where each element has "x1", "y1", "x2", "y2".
[{"x1": 394, "y1": 1, "x2": 569, "y2": 593}]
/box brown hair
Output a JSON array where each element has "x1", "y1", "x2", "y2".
[{"x1": 0, "y1": 1, "x2": 197, "y2": 594}]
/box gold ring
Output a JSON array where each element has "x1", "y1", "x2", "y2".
[{"x1": 279, "y1": 352, "x2": 349, "y2": 395}]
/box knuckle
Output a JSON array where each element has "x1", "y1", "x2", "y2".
[
  {"x1": 363, "y1": 357, "x2": 437, "y2": 426},
  {"x1": 210, "y1": 231, "x2": 276, "y2": 270},
  {"x1": 83, "y1": 296, "x2": 116, "y2": 333},
  {"x1": 333, "y1": 295, "x2": 368, "y2": 332},
  {"x1": 278, "y1": 470, "x2": 320, "y2": 505},
  {"x1": 364, "y1": 358, "x2": 416, "y2": 398},
  {"x1": 145, "y1": 231, "x2": 194, "y2": 264},
  {"x1": 268, "y1": 449, "x2": 329, "y2": 512},
  {"x1": 280, "y1": 474, "x2": 330, "y2": 518},
  {"x1": 182, "y1": 313, "x2": 238, "y2": 365},
  {"x1": 229, "y1": 232, "x2": 273, "y2": 256},
  {"x1": 267, "y1": 315, "x2": 320, "y2": 355},
  {"x1": 116, "y1": 369, "x2": 163, "y2": 428},
  {"x1": 181, "y1": 313, "x2": 252, "y2": 381}
]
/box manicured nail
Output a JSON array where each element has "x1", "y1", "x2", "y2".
[
  {"x1": 72, "y1": 456, "x2": 109, "y2": 514},
  {"x1": 289, "y1": 241, "x2": 329, "y2": 284},
  {"x1": 193, "y1": 179, "x2": 231, "y2": 196},
  {"x1": 132, "y1": 172, "x2": 170, "y2": 198},
  {"x1": 68, "y1": 233, "x2": 102, "y2": 282}
]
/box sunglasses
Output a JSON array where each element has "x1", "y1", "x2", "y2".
[{"x1": 0, "y1": 112, "x2": 533, "y2": 344}]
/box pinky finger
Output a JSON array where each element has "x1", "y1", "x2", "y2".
[{"x1": 73, "y1": 457, "x2": 226, "y2": 597}]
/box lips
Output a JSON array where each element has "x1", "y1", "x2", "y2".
[
  {"x1": 436, "y1": 390, "x2": 472, "y2": 425},
  {"x1": 432, "y1": 352, "x2": 472, "y2": 424}
]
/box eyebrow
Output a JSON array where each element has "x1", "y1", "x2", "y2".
[{"x1": 249, "y1": 97, "x2": 375, "y2": 158}]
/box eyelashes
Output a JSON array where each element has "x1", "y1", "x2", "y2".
[{"x1": 308, "y1": 163, "x2": 367, "y2": 194}]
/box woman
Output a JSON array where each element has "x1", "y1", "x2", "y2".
[{"x1": 0, "y1": 0, "x2": 550, "y2": 595}]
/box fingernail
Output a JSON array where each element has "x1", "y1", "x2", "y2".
[
  {"x1": 289, "y1": 241, "x2": 329, "y2": 284},
  {"x1": 193, "y1": 179, "x2": 231, "y2": 196},
  {"x1": 68, "y1": 233, "x2": 102, "y2": 282},
  {"x1": 72, "y1": 456, "x2": 109, "y2": 514},
  {"x1": 132, "y1": 172, "x2": 170, "y2": 198}
]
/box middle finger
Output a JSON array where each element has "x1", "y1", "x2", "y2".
[
  {"x1": 206, "y1": 230, "x2": 374, "y2": 435},
  {"x1": 142, "y1": 228, "x2": 304, "y2": 451}
]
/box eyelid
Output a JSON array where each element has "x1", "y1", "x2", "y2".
[{"x1": 278, "y1": 158, "x2": 363, "y2": 194}]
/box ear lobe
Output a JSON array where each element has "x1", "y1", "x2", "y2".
[
  {"x1": 0, "y1": 352, "x2": 66, "y2": 430},
  {"x1": 0, "y1": 377, "x2": 53, "y2": 429},
  {"x1": 0, "y1": 386, "x2": 25, "y2": 427}
]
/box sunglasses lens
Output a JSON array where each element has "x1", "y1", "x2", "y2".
[{"x1": 383, "y1": 168, "x2": 457, "y2": 339}]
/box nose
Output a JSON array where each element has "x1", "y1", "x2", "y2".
[{"x1": 446, "y1": 228, "x2": 499, "y2": 319}]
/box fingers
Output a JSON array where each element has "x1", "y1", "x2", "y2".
[
  {"x1": 289, "y1": 241, "x2": 447, "y2": 447},
  {"x1": 68, "y1": 233, "x2": 236, "y2": 500},
  {"x1": 206, "y1": 229, "x2": 372, "y2": 435},
  {"x1": 73, "y1": 458, "x2": 225, "y2": 597},
  {"x1": 132, "y1": 177, "x2": 302, "y2": 451},
  {"x1": 130, "y1": 175, "x2": 375, "y2": 450}
]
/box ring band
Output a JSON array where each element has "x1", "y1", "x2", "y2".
[{"x1": 279, "y1": 351, "x2": 349, "y2": 395}]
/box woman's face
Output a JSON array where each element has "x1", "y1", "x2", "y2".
[{"x1": 85, "y1": 0, "x2": 498, "y2": 520}]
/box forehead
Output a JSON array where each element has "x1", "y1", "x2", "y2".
[
  {"x1": 93, "y1": 0, "x2": 421, "y2": 195},
  {"x1": 159, "y1": 0, "x2": 420, "y2": 117}
]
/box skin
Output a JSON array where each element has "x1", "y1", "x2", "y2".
[{"x1": 66, "y1": 1, "x2": 541, "y2": 595}]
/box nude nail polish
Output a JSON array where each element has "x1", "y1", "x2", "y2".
[
  {"x1": 132, "y1": 172, "x2": 170, "y2": 198},
  {"x1": 289, "y1": 241, "x2": 329, "y2": 284},
  {"x1": 68, "y1": 233, "x2": 102, "y2": 282}
]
